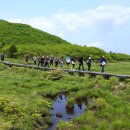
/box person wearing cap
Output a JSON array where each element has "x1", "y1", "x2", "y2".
[
  {"x1": 41, "y1": 55, "x2": 45, "y2": 66},
  {"x1": 87, "y1": 56, "x2": 92, "y2": 71},
  {"x1": 33, "y1": 56, "x2": 37, "y2": 65},
  {"x1": 99, "y1": 56, "x2": 106, "y2": 72}
]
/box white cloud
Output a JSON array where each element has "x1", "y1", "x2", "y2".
[
  {"x1": 8, "y1": 18, "x2": 23, "y2": 23},
  {"x1": 86, "y1": 42, "x2": 103, "y2": 48},
  {"x1": 8, "y1": 5, "x2": 130, "y2": 32},
  {"x1": 27, "y1": 17, "x2": 54, "y2": 33},
  {"x1": 7, "y1": 5, "x2": 130, "y2": 47}
]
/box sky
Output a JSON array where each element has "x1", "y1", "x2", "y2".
[{"x1": 0, "y1": 0, "x2": 130, "y2": 54}]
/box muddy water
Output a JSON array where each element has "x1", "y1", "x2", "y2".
[{"x1": 47, "y1": 94, "x2": 85, "y2": 130}]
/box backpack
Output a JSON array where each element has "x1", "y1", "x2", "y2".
[
  {"x1": 87, "y1": 59, "x2": 90, "y2": 64},
  {"x1": 66, "y1": 56, "x2": 70, "y2": 63},
  {"x1": 102, "y1": 61, "x2": 106, "y2": 65}
]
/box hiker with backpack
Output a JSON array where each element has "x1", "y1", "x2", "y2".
[
  {"x1": 33, "y1": 56, "x2": 37, "y2": 65},
  {"x1": 71, "y1": 58, "x2": 75, "y2": 70},
  {"x1": 66, "y1": 55, "x2": 70, "y2": 69},
  {"x1": 87, "y1": 57, "x2": 92, "y2": 71},
  {"x1": 99, "y1": 56, "x2": 106, "y2": 72}
]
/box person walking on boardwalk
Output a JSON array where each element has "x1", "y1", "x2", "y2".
[
  {"x1": 33, "y1": 56, "x2": 37, "y2": 65},
  {"x1": 99, "y1": 56, "x2": 106, "y2": 72},
  {"x1": 0, "y1": 53, "x2": 5, "y2": 61},
  {"x1": 54, "y1": 57, "x2": 59, "y2": 68},
  {"x1": 71, "y1": 58, "x2": 75, "y2": 70},
  {"x1": 66, "y1": 55, "x2": 70, "y2": 69},
  {"x1": 41, "y1": 55, "x2": 44, "y2": 67},
  {"x1": 87, "y1": 57, "x2": 92, "y2": 71},
  {"x1": 78, "y1": 55, "x2": 84, "y2": 71},
  {"x1": 59, "y1": 57, "x2": 64, "y2": 68},
  {"x1": 50, "y1": 55, "x2": 53, "y2": 67},
  {"x1": 25, "y1": 54, "x2": 29, "y2": 64},
  {"x1": 38, "y1": 56, "x2": 41, "y2": 66},
  {"x1": 0, "y1": 53, "x2": 2, "y2": 61},
  {"x1": 45, "y1": 56, "x2": 49, "y2": 67}
]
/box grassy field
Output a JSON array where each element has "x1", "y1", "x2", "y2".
[{"x1": 0, "y1": 61, "x2": 130, "y2": 130}]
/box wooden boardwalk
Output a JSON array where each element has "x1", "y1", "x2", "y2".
[{"x1": 1, "y1": 61, "x2": 130, "y2": 81}]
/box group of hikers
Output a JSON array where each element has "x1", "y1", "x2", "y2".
[
  {"x1": 25, "y1": 54, "x2": 107, "y2": 72},
  {"x1": 0, "y1": 52, "x2": 107, "y2": 72},
  {"x1": 0, "y1": 52, "x2": 106, "y2": 72}
]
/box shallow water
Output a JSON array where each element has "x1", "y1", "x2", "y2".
[{"x1": 47, "y1": 94, "x2": 85, "y2": 130}]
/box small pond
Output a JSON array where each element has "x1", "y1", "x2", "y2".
[{"x1": 47, "y1": 94, "x2": 85, "y2": 130}]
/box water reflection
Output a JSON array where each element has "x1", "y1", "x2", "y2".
[{"x1": 47, "y1": 94, "x2": 85, "y2": 130}]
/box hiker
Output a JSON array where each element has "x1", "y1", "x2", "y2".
[
  {"x1": 54, "y1": 57, "x2": 59, "y2": 68},
  {"x1": 33, "y1": 56, "x2": 37, "y2": 65},
  {"x1": 0, "y1": 53, "x2": 2, "y2": 61},
  {"x1": 25, "y1": 54, "x2": 29, "y2": 64},
  {"x1": 0, "y1": 53, "x2": 5, "y2": 61},
  {"x1": 50, "y1": 55, "x2": 53, "y2": 67},
  {"x1": 41, "y1": 55, "x2": 44, "y2": 67},
  {"x1": 87, "y1": 57, "x2": 92, "y2": 71},
  {"x1": 71, "y1": 58, "x2": 75, "y2": 70},
  {"x1": 38, "y1": 56, "x2": 41, "y2": 66},
  {"x1": 59, "y1": 57, "x2": 64, "y2": 68},
  {"x1": 45, "y1": 56, "x2": 49, "y2": 67},
  {"x1": 78, "y1": 56, "x2": 84, "y2": 71},
  {"x1": 99, "y1": 56, "x2": 106, "y2": 72},
  {"x1": 66, "y1": 55, "x2": 70, "y2": 69}
]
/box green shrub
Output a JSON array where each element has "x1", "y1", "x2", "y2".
[
  {"x1": 8, "y1": 45, "x2": 18, "y2": 58},
  {"x1": 73, "y1": 111, "x2": 96, "y2": 126},
  {"x1": 91, "y1": 97, "x2": 108, "y2": 111},
  {"x1": 66, "y1": 97, "x2": 75, "y2": 106},
  {"x1": 48, "y1": 70, "x2": 65, "y2": 80},
  {"x1": 58, "y1": 120, "x2": 74, "y2": 130},
  {"x1": 76, "y1": 91, "x2": 88, "y2": 99},
  {"x1": 0, "y1": 118, "x2": 12, "y2": 130},
  {"x1": 109, "y1": 77, "x2": 119, "y2": 86}
]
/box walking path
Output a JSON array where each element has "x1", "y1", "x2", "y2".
[{"x1": 1, "y1": 61, "x2": 130, "y2": 81}]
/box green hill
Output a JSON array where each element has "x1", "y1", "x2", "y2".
[
  {"x1": 0, "y1": 20, "x2": 130, "y2": 61},
  {"x1": 0, "y1": 20, "x2": 70, "y2": 46}
]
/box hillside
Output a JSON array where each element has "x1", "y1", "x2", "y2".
[
  {"x1": 0, "y1": 20, "x2": 70, "y2": 46},
  {"x1": 0, "y1": 20, "x2": 130, "y2": 61}
]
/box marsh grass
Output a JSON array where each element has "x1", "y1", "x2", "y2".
[{"x1": 0, "y1": 62, "x2": 129, "y2": 129}]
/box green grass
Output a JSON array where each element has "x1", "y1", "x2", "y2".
[{"x1": 0, "y1": 62, "x2": 129, "y2": 130}]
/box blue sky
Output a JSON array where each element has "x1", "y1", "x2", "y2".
[{"x1": 0, "y1": 0, "x2": 130, "y2": 54}]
